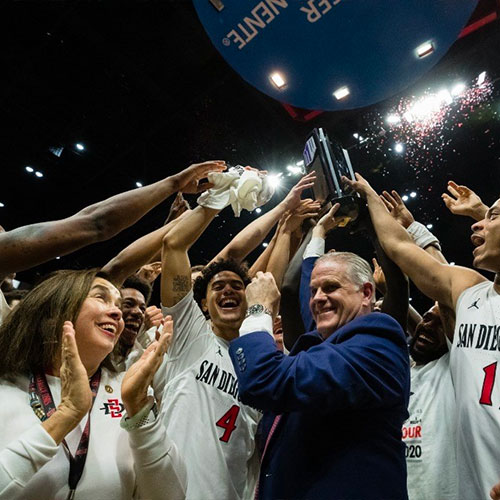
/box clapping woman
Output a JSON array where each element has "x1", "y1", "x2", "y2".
[{"x1": 0, "y1": 269, "x2": 186, "y2": 500}]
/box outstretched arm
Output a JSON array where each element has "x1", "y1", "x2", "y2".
[
  {"x1": 161, "y1": 206, "x2": 219, "y2": 307},
  {"x1": 102, "y1": 211, "x2": 190, "y2": 287},
  {"x1": 343, "y1": 174, "x2": 485, "y2": 310},
  {"x1": 442, "y1": 180, "x2": 488, "y2": 221},
  {"x1": 0, "y1": 161, "x2": 225, "y2": 279}
]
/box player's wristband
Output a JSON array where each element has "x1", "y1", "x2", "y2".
[
  {"x1": 120, "y1": 397, "x2": 158, "y2": 431},
  {"x1": 406, "y1": 221, "x2": 442, "y2": 251}
]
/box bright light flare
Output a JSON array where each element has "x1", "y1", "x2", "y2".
[
  {"x1": 394, "y1": 143, "x2": 404, "y2": 153},
  {"x1": 270, "y1": 72, "x2": 286, "y2": 89},
  {"x1": 410, "y1": 191, "x2": 417, "y2": 198},
  {"x1": 25, "y1": 166, "x2": 34, "y2": 173},
  {"x1": 76, "y1": 143, "x2": 85, "y2": 151},
  {"x1": 477, "y1": 71, "x2": 487, "y2": 86},
  {"x1": 451, "y1": 83, "x2": 466, "y2": 96},
  {"x1": 386, "y1": 114, "x2": 401, "y2": 125},
  {"x1": 136, "y1": 181, "x2": 143, "y2": 188},
  {"x1": 402, "y1": 195, "x2": 409, "y2": 202},
  {"x1": 35, "y1": 171, "x2": 43, "y2": 178},
  {"x1": 0, "y1": 202, "x2": 4, "y2": 208},
  {"x1": 255, "y1": 208, "x2": 262, "y2": 214},
  {"x1": 333, "y1": 86, "x2": 350, "y2": 100},
  {"x1": 416, "y1": 41, "x2": 434, "y2": 58},
  {"x1": 268, "y1": 173, "x2": 283, "y2": 189}
]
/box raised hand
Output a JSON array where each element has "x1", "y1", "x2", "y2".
[
  {"x1": 171, "y1": 161, "x2": 227, "y2": 194},
  {"x1": 283, "y1": 199, "x2": 321, "y2": 233},
  {"x1": 372, "y1": 257, "x2": 387, "y2": 294},
  {"x1": 281, "y1": 172, "x2": 316, "y2": 212},
  {"x1": 121, "y1": 316, "x2": 174, "y2": 417},
  {"x1": 58, "y1": 321, "x2": 93, "y2": 424},
  {"x1": 442, "y1": 180, "x2": 488, "y2": 221},
  {"x1": 245, "y1": 271, "x2": 281, "y2": 318},
  {"x1": 164, "y1": 192, "x2": 191, "y2": 225},
  {"x1": 491, "y1": 480, "x2": 500, "y2": 500},
  {"x1": 313, "y1": 202, "x2": 343, "y2": 239},
  {"x1": 136, "y1": 262, "x2": 162, "y2": 284},
  {"x1": 380, "y1": 190, "x2": 415, "y2": 229},
  {"x1": 341, "y1": 173, "x2": 377, "y2": 199},
  {"x1": 143, "y1": 305, "x2": 164, "y2": 333}
]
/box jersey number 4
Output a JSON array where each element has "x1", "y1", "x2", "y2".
[
  {"x1": 216, "y1": 405, "x2": 240, "y2": 442},
  {"x1": 480, "y1": 362, "x2": 497, "y2": 406}
]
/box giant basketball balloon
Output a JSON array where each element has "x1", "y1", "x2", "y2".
[{"x1": 194, "y1": 0, "x2": 478, "y2": 110}]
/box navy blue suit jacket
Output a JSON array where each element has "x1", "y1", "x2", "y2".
[{"x1": 230, "y1": 312, "x2": 410, "y2": 500}]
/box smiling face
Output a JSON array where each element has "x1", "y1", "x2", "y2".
[
  {"x1": 471, "y1": 199, "x2": 500, "y2": 273},
  {"x1": 310, "y1": 259, "x2": 373, "y2": 339},
  {"x1": 74, "y1": 277, "x2": 124, "y2": 368},
  {"x1": 409, "y1": 304, "x2": 448, "y2": 364},
  {"x1": 202, "y1": 270, "x2": 247, "y2": 340},
  {"x1": 120, "y1": 288, "x2": 146, "y2": 348}
]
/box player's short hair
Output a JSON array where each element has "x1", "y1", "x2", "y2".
[
  {"x1": 315, "y1": 252, "x2": 376, "y2": 304},
  {"x1": 122, "y1": 275, "x2": 152, "y2": 304},
  {"x1": 190, "y1": 264, "x2": 205, "y2": 274},
  {"x1": 193, "y1": 259, "x2": 251, "y2": 311}
]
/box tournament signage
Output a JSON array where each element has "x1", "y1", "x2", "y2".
[{"x1": 194, "y1": 0, "x2": 478, "y2": 111}]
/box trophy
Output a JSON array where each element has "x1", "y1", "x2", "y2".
[{"x1": 303, "y1": 128, "x2": 364, "y2": 228}]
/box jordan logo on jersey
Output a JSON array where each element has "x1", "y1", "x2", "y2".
[{"x1": 468, "y1": 298, "x2": 481, "y2": 310}]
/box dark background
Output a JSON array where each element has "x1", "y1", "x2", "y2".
[{"x1": 1, "y1": 1, "x2": 499, "y2": 313}]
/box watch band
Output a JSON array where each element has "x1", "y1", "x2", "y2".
[{"x1": 245, "y1": 303, "x2": 273, "y2": 318}]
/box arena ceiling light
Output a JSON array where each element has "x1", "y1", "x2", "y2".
[
  {"x1": 386, "y1": 114, "x2": 401, "y2": 125},
  {"x1": 35, "y1": 171, "x2": 43, "y2": 178},
  {"x1": 270, "y1": 72, "x2": 286, "y2": 89},
  {"x1": 25, "y1": 166, "x2": 34, "y2": 173},
  {"x1": 76, "y1": 143, "x2": 85, "y2": 151},
  {"x1": 0, "y1": 202, "x2": 4, "y2": 208},
  {"x1": 477, "y1": 71, "x2": 487, "y2": 86},
  {"x1": 451, "y1": 82, "x2": 466, "y2": 96},
  {"x1": 394, "y1": 143, "x2": 404, "y2": 153},
  {"x1": 333, "y1": 86, "x2": 350, "y2": 100},
  {"x1": 415, "y1": 41, "x2": 434, "y2": 58},
  {"x1": 136, "y1": 181, "x2": 143, "y2": 188},
  {"x1": 255, "y1": 208, "x2": 262, "y2": 214}
]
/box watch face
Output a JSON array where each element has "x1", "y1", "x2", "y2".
[{"x1": 247, "y1": 304, "x2": 264, "y2": 316}]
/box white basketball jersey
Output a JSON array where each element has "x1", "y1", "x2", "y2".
[
  {"x1": 452, "y1": 280, "x2": 500, "y2": 499},
  {"x1": 405, "y1": 354, "x2": 457, "y2": 500},
  {"x1": 160, "y1": 292, "x2": 261, "y2": 500}
]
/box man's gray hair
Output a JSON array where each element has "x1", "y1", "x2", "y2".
[{"x1": 314, "y1": 251, "x2": 376, "y2": 303}]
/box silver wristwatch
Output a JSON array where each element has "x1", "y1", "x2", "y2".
[{"x1": 245, "y1": 303, "x2": 273, "y2": 318}]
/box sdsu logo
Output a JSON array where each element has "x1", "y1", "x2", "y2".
[{"x1": 100, "y1": 398, "x2": 124, "y2": 418}]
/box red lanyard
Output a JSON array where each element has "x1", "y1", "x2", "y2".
[{"x1": 29, "y1": 370, "x2": 101, "y2": 500}]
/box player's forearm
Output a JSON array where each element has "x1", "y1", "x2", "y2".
[
  {"x1": 214, "y1": 204, "x2": 284, "y2": 263},
  {"x1": 76, "y1": 176, "x2": 178, "y2": 241},
  {"x1": 249, "y1": 230, "x2": 278, "y2": 277},
  {"x1": 266, "y1": 229, "x2": 292, "y2": 289},
  {"x1": 162, "y1": 206, "x2": 219, "y2": 252},
  {"x1": 366, "y1": 193, "x2": 415, "y2": 265}
]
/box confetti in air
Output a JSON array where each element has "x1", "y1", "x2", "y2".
[{"x1": 357, "y1": 74, "x2": 494, "y2": 175}]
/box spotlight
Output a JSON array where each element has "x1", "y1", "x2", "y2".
[
  {"x1": 268, "y1": 174, "x2": 282, "y2": 188},
  {"x1": 386, "y1": 114, "x2": 401, "y2": 125},
  {"x1": 451, "y1": 83, "x2": 466, "y2": 96},
  {"x1": 410, "y1": 191, "x2": 417, "y2": 198},
  {"x1": 270, "y1": 72, "x2": 286, "y2": 89},
  {"x1": 353, "y1": 133, "x2": 359, "y2": 139},
  {"x1": 416, "y1": 41, "x2": 434, "y2": 58},
  {"x1": 25, "y1": 166, "x2": 34, "y2": 173},
  {"x1": 477, "y1": 71, "x2": 487, "y2": 86},
  {"x1": 333, "y1": 86, "x2": 350, "y2": 100},
  {"x1": 35, "y1": 171, "x2": 43, "y2": 178},
  {"x1": 437, "y1": 89, "x2": 452, "y2": 105},
  {"x1": 262, "y1": 242, "x2": 269, "y2": 248},
  {"x1": 286, "y1": 165, "x2": 302, "y2": 175},
  {"x1": 426, "y1": 223, "x2": 433, "y2": 229},
  {"x1": 394, "y1": 143, "x2": 404, "y2": 153},
  {"x1": 402, "y1": 195, "x2": 409, "y2": 202},
  {"x1": 136, "y1": 181, "x2": 143, "y2": 188},
  {"x1": 255, "y1": 208, "x2": 262, "y2": 214},
  {"x1": 296, "y1": 160, "x2": 304, "y2": 167},
  {"x1": 450, "y1": 262, "x2": 456, "y2": 266},
  {"x1": 0, "y1": 202, "x2": 4, "y2": 208},
  {"x1": 75, "y1": 143, "x2": 85, "y2": 151}
]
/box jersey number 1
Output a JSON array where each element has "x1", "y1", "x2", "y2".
[
  {"x1": 479, "y1": 362, "x2": 497, "y2": 406},
  {"x1": 216, "y1": 405, "x2": 240, "y2": 442}
]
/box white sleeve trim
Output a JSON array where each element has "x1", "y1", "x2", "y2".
[
  {"x1": 303, "y1": 237, "x2": 325, "y2": 259},
  {"x1": 239, "y1": 314, "x2": 274, "y2": 338}
]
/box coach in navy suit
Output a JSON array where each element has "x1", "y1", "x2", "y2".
[{"x1": 230, "y1": 252, "x2": 410, "y2": 500}]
